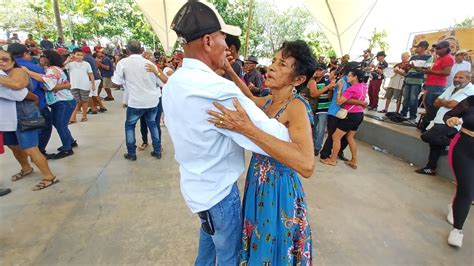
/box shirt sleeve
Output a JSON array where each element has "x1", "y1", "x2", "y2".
[
  {"x1": 212, "y1": 85, "x2": 290, "y2": 155},
  {"x1": 437, "y1": 87, "x2": 451, "y2": 100},
  {"x1": 86, "y1": 62, "x2": 93, "y2": 73},
  {"x1": 342, "y1": 87, "x2": 355, "y2": 99},
  {"x1": 440, "y1": 56, "x2": 455, "y2": 68},
  {"x1": 0, "y1": 87, "x2": 28, "y2": 101},
  {"x1": 111, "y1": 61, "x2": 124, "y2": 85},
  {"x1": 443, "y1": 96, "x2": 471, "y2": 123}
]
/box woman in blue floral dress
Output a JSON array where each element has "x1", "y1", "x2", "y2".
[{"x1": 209, "y1": 40, "x2": 317, "y2": 265}]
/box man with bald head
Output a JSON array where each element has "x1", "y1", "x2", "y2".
[
  {"x1": 415, "y1": 70, "x2": 474, "y2": 176},
  {"x1": 163, "y1": 1, "x2": 290, "y2": 264},
  {"x1": 112, "y1": 40, "x2": 163, "y2": 161}
]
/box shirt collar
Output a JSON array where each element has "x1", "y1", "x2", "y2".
[
  {"x1": 182, "y1": 58, "x2": 215, "y2": 74},
  {"x1": 129, "y1": 54, "x2": 143, "y2": 58}
]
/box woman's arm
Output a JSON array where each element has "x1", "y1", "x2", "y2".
[
  {"x1": 223, "y1": 60, "x2": 268, "y2": 108},
  {"x1": 53, "y1": 82, "x2": 71, "y2": 92},
  {"x1": 146, "y1": 63, "x2": 168, "y2": 83},
  {"x1": 23, "y1": 67, "x2": 45, "y2": 82},
  {"x1": 209, "y1": 99, "x2": 314, "y2": 177},
  {"x1": 0, "y1": 68, "x2": 29, "y2": 90}
]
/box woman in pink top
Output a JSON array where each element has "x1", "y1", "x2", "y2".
[{"x1": 321, "y1": 67, "x2": 367, "y2": 168}]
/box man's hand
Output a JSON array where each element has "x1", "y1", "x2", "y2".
[
  {"x1": 145, "y1": 63, "x2": 157, "y2": 75},
  {"x1": 446, "y1": 117, "x2": 462, "y2": 127}
]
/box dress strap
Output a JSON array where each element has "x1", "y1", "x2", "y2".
[{"x1": 261, "y1": 98, "x2": 272, "y2": 111}]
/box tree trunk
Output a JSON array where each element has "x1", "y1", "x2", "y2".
[{"x1": 53, "y1": 0, "x2": 64, "y2": 40}]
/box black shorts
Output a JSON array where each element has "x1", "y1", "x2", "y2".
[{"x1": 337, "y1": 112, "x2": 364, "y2": 132}]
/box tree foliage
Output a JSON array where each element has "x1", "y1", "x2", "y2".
[
  {"x1": 1, "y1": 0, "x2": 335, "y2": 59},
  {"x1": 364, "y1": 28, "x2": 389, "y2": 53}
]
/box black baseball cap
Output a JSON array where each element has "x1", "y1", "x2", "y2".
[
  {"x1": 432, "y1": 40, "x2": 450, "y2": 49},
  {"x1": 171, "y1": 0, "x2": 241, "y2": 44},
  {"x1": 315, "y1": 63, "x2": 326, "y2": 70},
  {"x1": 414, "y1": 40, "x2": 429, "y2": 49},
  {"x1": 376, "y1": 51, "x2": 386, "y2": 57},
  {"x1": 7, "y1": 43, "x2": 28, "y2": 58}
]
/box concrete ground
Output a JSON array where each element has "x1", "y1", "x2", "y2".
[{"x1": 0, "y1": 91, "x2": 472, "y2": 265}]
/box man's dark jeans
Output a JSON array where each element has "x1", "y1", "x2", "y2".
[
  {"x1": 139, "y1": 98, "x2": 163, "y2": 147},
  {"x1": 125, "y1": 106, "x2": 160, "y2": 155}
]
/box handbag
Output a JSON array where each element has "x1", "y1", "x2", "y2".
[
  {"x1": 336, "y1": 86, "x2": 365, "y2": 119},
  {"x1": 17, "y1": 116, "x2": 46, "y2": 132}
]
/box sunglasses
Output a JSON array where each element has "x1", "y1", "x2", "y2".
[{"x1": 0, "y1": 57, "x2": 12, "y2": 63}]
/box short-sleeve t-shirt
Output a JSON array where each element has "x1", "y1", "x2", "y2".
[
  {"x1": 100, "y1": 57, "x2": 114, "y2": 78},
  {"x1": 65, "y1": 61, "x2": 92, "y2": 91},
  {"x1": 425, "y1": 54, "x2": 455, "y2": 87},
  {"x1": 342, "y1": 82, "x2": 367, "y2": 113}
]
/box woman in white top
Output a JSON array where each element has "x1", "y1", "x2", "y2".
[{"x1": 24, "y1": 50, "x2": 77, "y2": 160}]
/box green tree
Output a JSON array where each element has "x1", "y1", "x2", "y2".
[
  {"x1": 453, "y1": 17, "x2": 473, "y2": 28},
  {"x1": 364, "y1": 28, "x2": 389, "y2": 53}
]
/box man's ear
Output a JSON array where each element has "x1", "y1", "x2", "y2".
[{"x1": 202, "y1": 35, "x2": 213, "y2": 53}]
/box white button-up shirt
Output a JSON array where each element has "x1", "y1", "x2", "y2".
[
  {"x1": 163, "y1": 58, "x2": 290, "y2": 213},
  {"x1": 433, "y1": 82, "x2": 474, "y2": 127},
  {"x1": 112, "y1": 54, "x2": 162, "y2": 108}
]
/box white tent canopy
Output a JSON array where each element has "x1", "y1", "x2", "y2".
[
  {"x1": 302, "y1": 0, "x2": 377, "y2": 57},
  {"x1": 134, "y1": 0, "x2": 186, "y2": 55}
]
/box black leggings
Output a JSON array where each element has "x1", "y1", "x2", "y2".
[{"x1": 449, "y1": 132, "x2": 474, "y2": 230}]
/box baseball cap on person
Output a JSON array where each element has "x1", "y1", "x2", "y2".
[
  {"x1": 455, "y1": 49, "x2": 468, "y2": 55},
  {"x1": 432, "y1": 40, "x2": 450, "y2": 49},
  {"x1": 81, "y1": 46, "x2": 92, "y2": 54},
  {"x1": 376, "y1": 51, "x2": 386, "y2": 57},
  {"x1": 171, "y1": 0, "x2": 241, "y2": 44},
  {"x1": 315, "y1": 63, "x2": 326, "y2": 70},
  {"x1": 414, "y1": 40, "x2": 429, "y2": 48},
  {"x1": 7, "y1": 43, "x2": 28, "y2": 58},
  {"x1": 245, "y1": 55, "x2": 259, "y2": 64}
]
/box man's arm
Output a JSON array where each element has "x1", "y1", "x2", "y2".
[
  {"x1": 0, "y1": 87, "x2": 28, "y2": 101},
  {"x1": 425, "y1": 66, "x2": 452, "y2": 76}
]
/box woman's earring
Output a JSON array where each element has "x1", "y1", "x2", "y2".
[{"x1": 292, "y1": 87, "x2": 297, "y2": 95}]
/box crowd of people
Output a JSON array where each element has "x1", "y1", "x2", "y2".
[{"x1": 1, "y1": 0, "x2": 473, "y2": 263}]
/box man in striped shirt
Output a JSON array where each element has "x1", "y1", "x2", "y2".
[{"x1": 308, "y1": 64, "x2": 336, "y2": 155}]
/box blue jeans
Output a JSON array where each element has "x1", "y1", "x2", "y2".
[
  {"x1": 422, "y1": 85, "x2": 446, "y2": 130},
  {"x1": 39, "y1": 107, "x2": 53, "y2": 153},
  {"x1": 400, "y1": 83, "x2": 422, "y2": 119},
  {"x1": 195, "y1": 183, "x2": 241, "y2": 266},
  {"x1": 313, "y1": 112, "x2": 328, "y2": 151},
  {"x1": 125, "y1": 106, "x2": 160, "y2": 155},
  {"x1": 51, "y1": 100, "x2": 76, "y2": 151},
  {"x1": 139, "y1": 98, "x2": 163, "y2": 146}
]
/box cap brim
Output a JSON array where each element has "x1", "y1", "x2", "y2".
[{"x1": 221, "y1": 24, "x2": 241, "y2": 37}]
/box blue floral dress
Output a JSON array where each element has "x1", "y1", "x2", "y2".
[{"x1": 241, "y1": 94, "x2": 314, "y2": 266}]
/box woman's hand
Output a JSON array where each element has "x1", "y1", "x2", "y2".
[
  {"x1": 207, "y1": 98, "x2": 255, "y2": 135},
  {"x1": 145, "y1": 63, "x2": 157, "y2": 75},
  {"x1": 446, "y1": 117, "x2": 462, "y2": 127}
]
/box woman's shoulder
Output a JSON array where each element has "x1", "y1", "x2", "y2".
[{"x1": 287, "y1": 95, "x2": 314, "y2": 123}]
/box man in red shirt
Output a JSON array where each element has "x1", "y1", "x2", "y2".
[{"x1": 421, "y1": 40, "x2": 454, "y2": 131}]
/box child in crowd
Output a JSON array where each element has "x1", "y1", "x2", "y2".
[{"x1": 64, "y1": 48, "x2": 95, "y2": 122}]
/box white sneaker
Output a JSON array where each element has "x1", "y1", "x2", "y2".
[
  {"x1": 448, "y1": 229, "x2": 463, "y2": 247},
  {"x1": 447, "y1": 204, "x2": 454, "y2": 225}
]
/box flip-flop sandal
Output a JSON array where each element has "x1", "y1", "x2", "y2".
[
  {"x1": 11, "y1": 168, "x2": 34, "y2": 181},
  {"x1": 320, "y1": 158, "x2": 337, "y2": 166},
  {"x1": 69, "y1": 121, "x2": 77, "y2": 124},
  {"x1": 138, "y1": 143, "x2": 148, "y2": 151},
  {"x1": 344, "y1": 161, "x2": 358, "y2": 169},
  {"x1": 32, "y1": 177, "x2": 59, "y2": 191},
  {"x1": 81, "y1": 118, "x2": 88, "y2": 122}
]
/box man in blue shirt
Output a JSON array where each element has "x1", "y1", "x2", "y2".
[
  {"x1": 320, "y1": 62, "x2": 366, "y2": 160},
  {"x1": 39, "y1": 35, "x2": 54, "y2": 50},
  {"x1": 8, "y1": 43, "x2": 53, "y2": 155}
]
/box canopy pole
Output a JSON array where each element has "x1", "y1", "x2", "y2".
[{"x1": 243, "y1": 0, "x2": 254, "y2": 59}]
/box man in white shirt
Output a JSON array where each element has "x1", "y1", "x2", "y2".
[
  {"x1": 112, "y1": 41, "x2": 162, "y2": 161},
  {"x1": 448, "y1": 49, "x2": 471, "y2": 86},
  {"x1": 163, "y1": 1, "x2": 290, "y2": 265},
  {"x1": 416, "y1": 71, "x2": 474, "y2": 176}
]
